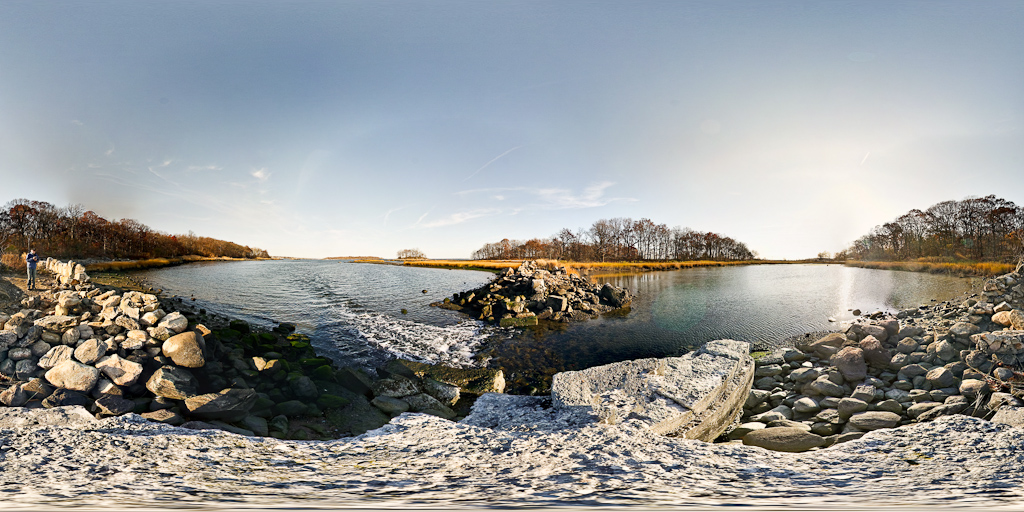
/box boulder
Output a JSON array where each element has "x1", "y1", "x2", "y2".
[
  {"x1": 800, "y1": 333, "x2": 846, "y2": 358},
  {"x1": 599, "y1": 283, "x2": 630, "y2": 308},
  {"x1": 371, "y1": 396, "x2": 411, "y2": 415},
  {"x1": 423, "y1": 378, "x2": 460, "y2": 406},
  {"x1": 42, "y1": 389, "x2": 91, "y2": 409},
  {"x1": 403, "y1": 393, "x2": 457, "y2": 419},
  {"x1": 146, "y1": 366, "x2": 199, "y2": 400},
  {"x1": 94, "y1": 355, "x2": 144, "y2": 386},
  {"x1": 806, "y1": 377, "x2": 845, "y2": 397},
  {"x1": 44, "y1": 360, "x2": 100, "y2": 392},
  {"x1": 289, "y1": 375, "x2": 319, "y2": 399},
  {"x1": 959, "y1": 379, "x2": 988, "y2": 399},
  {"x1": 1010, "y1": 310, "x2": 1024, "y2": 330},
  {"x1": 381, "y1": 359, "x2": 506, "y2": 395},
  {"x1": 907, "y1": 401, "x2": 943, "y2": 419},
  {"x1": 848, "y1": 411, "x2": 901, "y2": 431},
  {"x1": 925, "y1": 367, "x2": 956, "y2": 389},
  {"x1": 551, "y1": 339, "x2": 754, "y2": 441},
  {"x1": 73, "y1": 338, "x2": 109, "y2": 365},
  {"x1": 741, "y1": 427, "x2": 826, "y2": 452},
  {"x1": 832, "y1": 347, "x2": 867, "y2": 382},
  {"x1": 38, "y1": 345, "x2": 75, "y2": 370},
  {"x1": 837, "y1": 398, "x2": 869, "y2": 418},
  {"x1": 141, "y1": 409, "x2": 185, "y2": 425},
  {"x1": 992, "y1": 311, "x2": 1013, "y2": 326},
  {"x1": 859, "y1": 336, "x2": 890, "y2": 368},
  {"x1": 162, "y1": 331, "x2": 206, "y2": 368},
  {"x1": 185, "y1": 388, "x2": 258, "y2": 422},
  {"x1": 0, "y1": 384, "x2": 27, "y2": 407},
  {"x1": 35, "y1": 315, "x2": 79, "y2": 333},
  {"x1": 94, "y1": 395, "x2": 136, "y2": 416},
  {"x1": 157, "y1": 312, "x2": 188, "y2": 334}
]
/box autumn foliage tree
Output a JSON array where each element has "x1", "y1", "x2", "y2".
[
  {"x1": 0, "y1": 198, "x2": 270, "y2": 262},
  {"x1": 471, "y1": 217, "x2": 755, "y2": 262},
  {"x1": 843, "y1": 195, "x2": 1024, "y2": 262}
]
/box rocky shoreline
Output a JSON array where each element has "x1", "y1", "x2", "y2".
[
  {"x1": 730, "y1": 263, "x2": 1024, "y2": 451},
  {"x1": 0, "y1": 258, "x2": 504, "y2": 440},
  {"x1": 1, "y1": 259, "x2": 1024, "y2": 508}
]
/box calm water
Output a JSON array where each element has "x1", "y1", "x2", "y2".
[{"x1": 131, "y1": 261, "x2": 980, "y2": 388}]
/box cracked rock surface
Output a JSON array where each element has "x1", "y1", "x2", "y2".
[{"x1": 0, "y1": 405, "x2": 1022, "y2": 509}]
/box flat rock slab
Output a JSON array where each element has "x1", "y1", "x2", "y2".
[{"x1": 551, "y1": 339, "x2": 753, "y2": 441}]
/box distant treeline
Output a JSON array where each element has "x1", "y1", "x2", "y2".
[
  {"x1": 471, "y1": 217, "x2": 756, "y2": 262},
  {"x1": 0, "y1": 198, "x2": 270, "y2": 262},
  {"x1": 842, "y1": 195, "x2": 1024, "y2": 262}
]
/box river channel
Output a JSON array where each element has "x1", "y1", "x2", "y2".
[{"x1": 128, "y1": 261, "x2": 980, "y2": 391}]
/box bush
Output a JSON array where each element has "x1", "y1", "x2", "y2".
[{"x1": 1, "y1": 253, "x2": 26, "y2": 272}]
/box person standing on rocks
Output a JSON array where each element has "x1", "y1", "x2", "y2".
[{"x1": 25, "y1": 249, "x2": 39, "y2": 290}]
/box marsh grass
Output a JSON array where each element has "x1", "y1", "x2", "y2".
[
  {"x1": 85, "y1": 255, "x2": 246, "y2": 272},
  {"x1": 844, "y1": 259, "x2": 1014, "y2": 277},
  {"x1": 389, "y1": 258, "x2": 805, "y2": 275},
  {"x1": 1, "y1": 253, "x2": 25, "y2": 272}
]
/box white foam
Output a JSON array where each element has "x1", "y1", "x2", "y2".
[{"x1": 325, "y1": 304, "x2": 496, "y2": 367}]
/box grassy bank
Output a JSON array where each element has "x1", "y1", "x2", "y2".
[
  {"x1": 85, "y1": 255, "x2": 272, "y2": 272},
  {"x1": 844, "y1": 259, "x2": 1016, "y2": 277},
  {"x1": 365, "y1": 258, "x2": 815, "y2": 275}
]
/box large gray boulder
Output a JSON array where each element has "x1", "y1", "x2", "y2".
[
  {"x1": 742, "y1": 427, "x2": 826, "y2": 452},
  {"x1": 95, "y1": 355, "x2": 144, "y2": 386},
  {"x1": 146, "y1": 366, "x2": 199, "y2": 399},
  {"x1": 551, "y1": 339, "x2": 753, "y2": 441},
  {"x1": 35, "y1": 315, "x2": 79, "y2": 334},
  {"x1": 44, "y1": 360, "x2": 100, "y2": 393},
  {"x1": 162, "y1": 331, "x2": 206, "y2": 368},
  {"x1": 184, "y1": 388, "x2": 257, "y2": 422}
]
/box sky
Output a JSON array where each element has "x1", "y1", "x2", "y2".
[{"x1": 1, "y1": 1, "x2": 1022, "y2": 259}]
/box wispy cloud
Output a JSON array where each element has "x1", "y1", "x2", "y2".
[
  {"x1": 462, "y1": 146, "x2": 522, "y2": 182},
  {"x1": 105, "y1": 145, "x2": 114, "y2": 156},
  {"x1": 252, "y1": 168, "x2": 270, "y2": 182},
  {"x1": 187, "y1": 164, "x2": 223, "y2": 173},
  {"x1": 454, "y1": 181, "x2": 633, "y2": 210},
  {"x1": 71, "y1": 119, "x2": 84, "y2": 126},
  {"x1": 534, "y1": 181, "x2": 627, "y2": 209},
  {"x1": 383, "y1": 205, "x2": 411, "y2": 226},
  {"x1": 419, "y1": 208, "x2": 501, "y2": 228}
]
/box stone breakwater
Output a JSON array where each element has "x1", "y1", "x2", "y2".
[
  {"x1": 436, "y1": 260, "x2": 633, "y2": 327},
  {"x1": 730, "y1": 266, "x2": 1024, "y2": 452},
  {"x1": 0, "y1": 260, "x2": 504, "y2": 440}
]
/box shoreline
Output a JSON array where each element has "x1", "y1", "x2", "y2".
[{"x1": 0, "y1": 260, "x2": 1023, "y2": 507}]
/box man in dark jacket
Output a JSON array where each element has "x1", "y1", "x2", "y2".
[{"x1": 25, "y1": 249, "x2": 39, "y2": 290}]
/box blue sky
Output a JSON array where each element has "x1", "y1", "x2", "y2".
[{"x1": 1, "y1": 1, "x2": 1022, "y2": 259}]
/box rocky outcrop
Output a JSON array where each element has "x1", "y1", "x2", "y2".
[
  {"x1": 551, "y1": 339, "x2": 754, "y2": 441},
  {"x1": 438, "y1": 260, "x2": 633, "y2": 325}
]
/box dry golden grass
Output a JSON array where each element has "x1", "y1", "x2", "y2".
[
  {"x1": 401, "y1": 259, "x2": 526, "y2": 273},
  {"x1": 1, "y1": 253, "x2": 26, "y2": 272},
  {"x1": 845, "y1": 260, "x2": 1015, "y2": 277},
  {"x1": 85, "y1": 255, "x2": 250, "y2": 272},
  {"x1": 392, "y1": 258, "x2": 796, "y2": 275}
]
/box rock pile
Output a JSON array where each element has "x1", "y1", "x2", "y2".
[
  {"x1": 0, "y1": 260, "x2": 506, "y2": 439},
  {"x1": 731, "y1": 268, "x2": 1024, "y2": 452},
  {"x1": 439, "y1": 261, "x2": 633, "y2": 327},
  {"x1": 39, "y1": 258, "x2": 90, "y2": 287}
]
